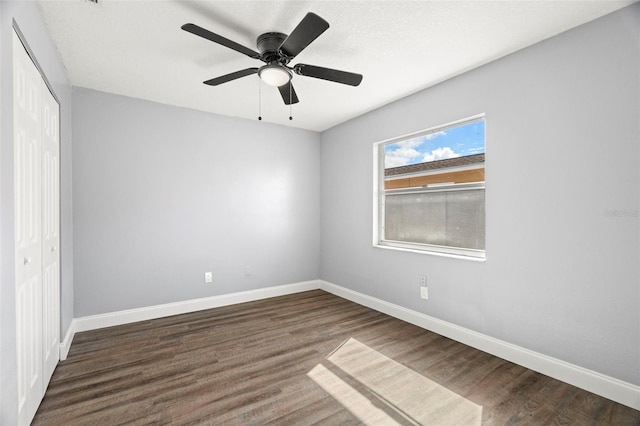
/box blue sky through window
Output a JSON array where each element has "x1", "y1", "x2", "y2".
[{"x1": 384, "y1": 120, "x2": 485, "y2": 169}]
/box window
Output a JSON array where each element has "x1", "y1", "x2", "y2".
[{"x1": 374, "y1": 115, "x2": 485, "y2": 259}]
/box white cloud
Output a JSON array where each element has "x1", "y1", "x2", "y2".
[
  {"x1": 395, "y1": 138, "x2": 423, "y2": 149},
  {"x1": 422, "y1": 147, "x2": 460, "y2": 162},
  {"x1": 466, "y1": 146, "x2": 485, "y2": 154},
  {"x1": 423, "y1": 130, "x2": 446, "y2": 140},
  {"x1": 385, "y1": 146, "x2": 421, "y2": 168},
  {"x1": 385, "y1": 132, "x2": 456, "y2": 168}
]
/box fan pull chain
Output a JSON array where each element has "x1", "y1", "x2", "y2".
[
  {"x1": 289, "y1": 84, "x2": 293, "y2": 121},
  {"x1": 258, "y1": 79, "x2": 296, "y2": 122},
  {"x1": 258, "y1": 78, "x2": 262, "y2": 121}
]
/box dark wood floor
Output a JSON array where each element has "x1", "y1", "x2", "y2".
[{"x1": 34, "y1": 290, "x2": 639, "y2": 425}]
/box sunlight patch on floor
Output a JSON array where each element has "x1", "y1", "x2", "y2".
[
  {"x1": 308, "y1": 364, "x2": 407, "y2": 425},
  {"x1": 308, "y1": 338, "x2": 482, "y2": 425}
]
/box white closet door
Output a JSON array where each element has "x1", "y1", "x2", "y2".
[
  {"x1": 41, "y1": 82, "x2": 60, "y2": 387},
  {"x1": 13, "y1": 29, "x2": 44, "y2": 426},
  {"x1": 13, "y1": 28, "x2": 61, "y2": 425}
]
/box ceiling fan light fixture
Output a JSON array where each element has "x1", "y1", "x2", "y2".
[{"x1": 259, "y1": 64, "x2": 291, "y2": 87}]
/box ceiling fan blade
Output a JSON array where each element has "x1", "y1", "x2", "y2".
[
  {"x1": 278, "y1": 81, "x2": 300, "y2": 105},
  {"x1": 204, "y1": 68, "x2": 259, "y2": 86},
  {"x1": 294, "y1": 64, "x2": 363, "y2": 86},
  {"x1": 182, "y1": 23, "x2": 260, "y2": 59},
  {"x1": 279, "y1": 13, "x2": 329, "y2": 59}
]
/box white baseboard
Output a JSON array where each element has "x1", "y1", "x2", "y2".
[
  {"x1": 318, "y1": 280, "x2": 640, "y2": 411},
  {"x1": 59, "y1": 319, "x2": 76, "y2": 361},
  {"x1": 74, "y1": 280, "x2": 321, "y2": 333}
]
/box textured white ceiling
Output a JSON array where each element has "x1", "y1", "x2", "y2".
[{"x1": 39, "y1": 0, "x2": 635, "y2": 132}]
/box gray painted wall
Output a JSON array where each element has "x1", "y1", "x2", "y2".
[
  {"x1": 72, "y1": 88, "x2": 321, "y2": 316},
  {"x1": 0, "y1": 1, "x2": 74, "y2": 424},
  {"x1": 320, "y1": 4, "x2": 639, "y2": 385}
]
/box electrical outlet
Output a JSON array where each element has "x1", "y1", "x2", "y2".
[
  {"x1": 420, "y1": 286, "x2": 429, "y2": 300},
  {"x1": 204, "y1": 272, "x2": 213, "y2": 283},
  {"x1": 420, "y1": 275, "x2": 428, "y2": 299}
]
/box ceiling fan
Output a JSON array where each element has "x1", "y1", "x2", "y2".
[{"x1": 181, "y1": 12, "x2": 363, "y2": 106}]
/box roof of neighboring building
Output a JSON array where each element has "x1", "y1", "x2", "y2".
[{"x1": 385, "y1": 153, "x2": 485, "y2": 177}]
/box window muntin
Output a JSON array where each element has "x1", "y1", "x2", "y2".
[{"x1": 375, "y1": 116, "x2": 485, "y2": 259}]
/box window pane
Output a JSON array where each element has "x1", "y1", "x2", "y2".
[
  {"x1": 384, "y1": 120, "x2": 485, "y2": 169},
  {"x1": 384, "y1": 189, "x2": 485, "y2": 250}
]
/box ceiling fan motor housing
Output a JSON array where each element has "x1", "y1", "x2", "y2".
[{"x1": 257, "y1": 32, "x2": 288, "y2": 63}]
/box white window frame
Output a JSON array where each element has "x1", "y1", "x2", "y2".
[{"x1": 373, "y1": 114, "x2": 486, "y2": 260}]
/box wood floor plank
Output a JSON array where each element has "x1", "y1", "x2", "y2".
[{"x1": 33, "y1": 290, "x2": 640, "y2": 425}]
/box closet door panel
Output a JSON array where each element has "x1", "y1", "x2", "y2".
[
  {"x1": 41, "y1": 83, "x2": 60, "y2": 385},
  {"x1": 13, "y1": 30, "x2": 44, "y2": 426}
]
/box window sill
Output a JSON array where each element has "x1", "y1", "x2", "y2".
[{"x1": 374, "y1": 243, "x2": 486, "y2": 262}]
